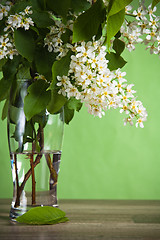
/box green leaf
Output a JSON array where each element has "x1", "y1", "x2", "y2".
[
  {"x1": 51, "y1": 50, "x2": 72, "y2": 89},
  {"x1": 2, "y1": 56, "x2": 21, "y2": 81},
  {"x1": 30, "y1": 26, "x2": 40, "y2": 35},
  {"x1": 0, "y1": 78, "x2": 11, "y2": 102},
  {"x1": 0, "y1": 59, "x2": 7, "y2": 71},
  {"x1": 0, "y1": 19, "x2": 6, "y2": 35},
  {"x1": 106, "y1": 8, "x2": 125, "y2": 49},
  {"x1": 16, "y1": 206, "x2": 68, "y2": 225},
  {"x1": 47, "y1": 90, "x2": 66, "y2": 114},
  {"x1": 33, "y1": 0, "x2": 47, "y2": 10},
  {"x1": 108, "y1": 0, "x2": 133, "y2": 17},
  {"x1": 72, "y1": 0, "x2": 105, "y2": 43},
  {"x1": 113, "y1": 38, "x2": 125, "y2": 56},
  {"x1": 61, "y1": 29, "x2": 72, "y2": 44},
  {"x1": 67, "y1": 97, "x2": 82, "y2": 112},
  {"x1": 23, "y1": 121, "x2": 34, "y2": 144},
  {"x1": 0, "y1": 56, "x2": 21, "y2": 102},
  {"x1": 0, "y1": 72, "x2": 2, "y2": 80},
  {"x1": 46, "y1": 0, "x2": 71, "y2": 18},
  {"x1": 8, "y1": 105, "x2": 22, "y2": 124},
  {"x1": 71, "y1": 0, "x2": 91, "y2": 14},
  {"x1": 106, "y1": 52, "x2": 127, "y2": 70},
  {"x1": 64, "y1": 103, "x2": 74, "y2": 124},
  {"x1": 32, "y1": 113, "x2": 49, "y2": 128},
  {"x1": 152, "y1": 0, "x2": 160, "y2": 8},
  {"x1": 16, "y1": 65, "x2": 31, "y2": 80},
  {"x1": 31, "y1": 10, "x2": 55, "y2": 28},
  {"x1": 24, "y1": 80, "x2": 51, "y2": 120},
  {"x1": 1, "y1": 99, "x2": 9, "y2": 120},
  {"x1": 35, "y1": 47, "x2": 56, "y2": 80},
  {"x1": 14, "y1": 29, "x2": 35, "y2": 62}
]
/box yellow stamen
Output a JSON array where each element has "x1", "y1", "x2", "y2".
[
  {"x1": 88, "y1": 75, "x2": 92, "y2": 80},
  {"x1": 2, "y1": 42, "x2": 6, "y2": 47},
  {"x1": 123, "y1": 96, "x2": 127, "y2": 100},
  {"x1": 123, "y1": 106, "x2": 128, "y2": 110},
  {"x1": 150, "y1": 32, "x2": 155, "y2": 37},
  {"x1": 91, "y1": 87, "x2": 96, "y2": 92}
]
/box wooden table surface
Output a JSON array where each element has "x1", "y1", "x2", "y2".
[{"x1": 0, "y1": 199, "x2": 160, "y2": 240}]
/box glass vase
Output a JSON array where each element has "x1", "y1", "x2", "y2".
[{"x1": 7, "y1": 80, "x2": 64, "y2": 220}]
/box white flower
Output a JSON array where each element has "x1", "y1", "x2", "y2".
[
  {"x1": 7, "y1": 14, "x2": 22, "y2": 29},
  {"x1": 149, "y1": 16, "x2": 160, "y2": 29},
  {"x1": 115, "y1": 69, "x2": 126, "y2": 80},
  {"x1": 138, "y1": 19, "x2": 149, "y2": 34},
  {"x1": 133, "y1": 6, "x2": 147, "y2": 21},
  {"x1": 0, "y1": 4, "x2": 10, "y2": 20},
  {"x1": 156, "y1": 35, "x2": 160, "y2": 45},
  {"x1": 24, "y1": 6, "x2": 33, "y2": 15},
  {"x1": 124, "y1": 117, "x2": 133, "y2": 126},
  {"x1": 20, "y1": 17, "x2": 34, "y2": 30},
  {"x1": 126, "y1": 42, "x2": 136, "y2": 52},
  {"x1": 136, "y1": 118, "x2": 144, "y2": 128},
  {"x1": 0, "y1": 36, "x2": 11, "y2": 51},
  {"x1": 126, "y1": 84, "x2": 136, "y2": 97},
  {"x1": 0, "y1": 49, "x2": 6, "y2": 59},
  {"x1": 76, "y1": 47, "x2": 94, "y2": 63},
  {"x1": 125, "y1": 5, "x2": 132, "y2": 14},
  {"x1": 8, "y1": 48, "x2": 18, "y2": 59},
  {"x1": 120, "y1": 104, "x2": 130, "y2": 114},
  {"x1": 146, "y1": 44, "x2": 158, "y2": 54},
  {"x1": 145, "y1": 29, "x2": 157, "y2": 41},
  {"x1": 148, "y1": 4, "x2": 157, "y2": 18},
  {"x1": 57, "y1": 76, "x2": 70, "y2": 88}
]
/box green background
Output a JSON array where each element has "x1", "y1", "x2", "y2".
[{"x1": 0, "y1": 43, "x2": 160, "y2": 200}]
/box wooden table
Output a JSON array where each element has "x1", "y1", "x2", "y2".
[{"x1": 0, "y1": 199, "x2": 160, "y2": 240}]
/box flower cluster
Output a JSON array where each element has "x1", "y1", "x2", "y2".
[
  {"x1": 120, "y1": 3, "x2": 160, "y2": 55},
  {"x1": 0, "y1": 34, "x2": 18, "y2": 60},
  {"x1": 5, "y1": 6, "x2": 34, "y2": 31},
  {"x1": 44, "y1": 18, "x2": 73, "y2": 60},
  {"x1": 0, "y1": 4, "x2": 34, "y2": 60},
  {"x1": 57, "y1": 40, "x2": 148, "y2": 128}
]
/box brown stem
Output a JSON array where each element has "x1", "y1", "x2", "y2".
[
  {"x1": 38, "y1": 125, "x2": 44, "y2": 151},
  {"x1": 45, "y1": 153, "x2": 58, "y2": 187},
  {"x1": 14, "y1": 125, "x2": 44, "y2": 207},
  {"x1": 14, "y1": 154, "x2": 20, "y2": 208},
  {"x1": 14, "y1": 154, "x2": 42, "y2": 208},
  {"x1": 30, "y1": 149, "x2": 36, "y2": 205}
]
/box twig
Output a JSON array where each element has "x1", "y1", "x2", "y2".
[
  {"x1": 14, "y1": 154, "x2": 42, "y2": 207},
  {"x1": 45, "y1": 153, "x2": 58, "y2": 187},
  {"x1": 38, "y1": 125, "x2": 44, "y2": 151},
  {"x1": 14, "y1": 154, "x2": 20, "y2": 208},
  {"x1": 30, "y1": 147, "x2": 36, "y2": 205},
  {"x1": 126, "y1": 13, "x2": 137, "y2": 17}
]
